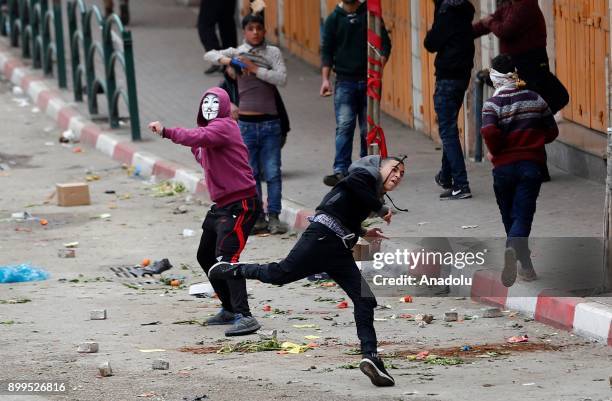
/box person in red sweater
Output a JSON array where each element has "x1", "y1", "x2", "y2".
[
  {"x1": 474, "y1": 0, "x2": 568, "y2": 182},
  {"x1": 473, "y1": 0, "x2": 568, "y2": 115},
  {"x1": 481, "y1": 55, "x2": 558, "y2": 287}
]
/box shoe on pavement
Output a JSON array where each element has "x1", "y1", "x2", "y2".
[
  {"x1": 435, "y1": 172, "x2": 452, "y2": 190},
  {"x1": 205, "y1": 308, "x2": 236, "y2": 326},
  {"x1": 225, "y1": 315, "x2": 261, "y2": 336},
  {"x1": 502, "y1": 247, "x2": 518, "y2": 287},
  {"x1": 518, "y1": 267, "x2": 538, "y2": 282},
  {"x1": 208, "y1": 261, "x2": 242, "y2": 280},
  {"x1": 252, "y1": 214, "x2": 268, "y2": 234},
  {"x1": 440, "y1": 186, "x2": 472, "y2": 200},
  {"x1": 204, "y1": 65, "x2": 223, "y2": 75},
  {"x1": 359, "y1": 354, "x2": 395, "y2": 387},
  {"x1": 323, "y1": 172, "x2": 346, "y2": 187},
  {"x1": 268, "y1": 213, "x2": 287, "y2": 235}
]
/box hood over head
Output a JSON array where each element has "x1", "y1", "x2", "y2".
[
  {"x1": 348, "y1": 155, "x2": 384, "y2": 195},
  {"x1": 196, "y1": 87, "x2": 232, "y2": 126}
]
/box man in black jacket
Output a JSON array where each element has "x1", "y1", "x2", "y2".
[
  {"x1": 320, "y1": 0, "x2": 392, "y2": 187},
  {"x1": 209, "y1": 155, "x2": 405, "y2": 387},
  {"x1": 424, "y1": 0, "x2": 475, "y2": 200}
]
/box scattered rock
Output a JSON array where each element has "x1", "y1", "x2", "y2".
[
  {"x1": 152, "y1": 359, "x2": 170, "y2": 370},
  {"x1": 481, "y1": 307, "x2": 503, "y2": 318},
  {"x1": 98, "y1": 361, "x2": 113, "y2": 377},
  {"x1": 90, "y1": 309, "x2": 107, "y2": 320},
  {"x1": 77, "y1": 342, "x2": 99, "y2": 353},
  {"x1": 444, "y1": 312, "x2": 458, "y2": 322}
]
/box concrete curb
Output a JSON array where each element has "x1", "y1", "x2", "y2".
[
  {"x1": 0, "y1": 46, "x2": 316, "y2": 229},
  {"x1": 1, "y1": 46, "x2": 610, "y2": 347}
]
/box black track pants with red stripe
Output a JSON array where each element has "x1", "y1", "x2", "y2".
[{"x1": 197, "y1": 196, "x2": 261, "y2": 316}]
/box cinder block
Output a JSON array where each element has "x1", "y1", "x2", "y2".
[
  {"x1": 98, "y1": 361, "x2": 113, "y2": 377},
  {"x1": 152, "y1": 359, "x2": 169, "y2": 370},
  {"x1": 90, "y1": 309, "x2": 107, "y2": 320},
  {"x1": 481, "y1": 307, "x2": 503, "y2": 318},
  {"x1": 77, "y1": 342, "x2": 98, "y2": 353}
]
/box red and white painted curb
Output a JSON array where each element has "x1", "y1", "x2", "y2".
[
  {"x1": 0, "y1": 47, "x2": 315, "y2": 230},
  {"x1": 2, "y1": 46, "x2": 610, "y2": 346}
]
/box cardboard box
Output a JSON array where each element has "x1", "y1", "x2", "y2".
[{"x1": 56, "y1": 182, "x2": 90, "y2": 207}]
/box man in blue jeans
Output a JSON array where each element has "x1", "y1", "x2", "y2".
[
  {"x1": 320, "y1": 0, "x2": 391, "y2": 187},
  {"x1": 424, "y1": 0, "x2": 475, "y2": 200},
  {"x1": 204, "y1": 11, "x2": 288, "y2": 234},
  {"x1": 481, "y1": 54, "x2": 558, "y2": 287}
]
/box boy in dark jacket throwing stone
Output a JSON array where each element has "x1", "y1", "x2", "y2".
[{"x1": 209, "y1": 155, "x2": 405, "y2": 387}]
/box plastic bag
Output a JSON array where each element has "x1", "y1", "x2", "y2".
[{"x1": 0, "y1": 264, "x2": 49, "y2": 283}]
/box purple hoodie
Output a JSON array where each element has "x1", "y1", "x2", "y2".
[{"x1": 163, "y1": 87, "x2": 257, "y2": 207}]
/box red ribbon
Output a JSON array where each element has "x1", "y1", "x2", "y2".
[{"x1": 367, "y1": 116, "x2": 388, "y2": 159}]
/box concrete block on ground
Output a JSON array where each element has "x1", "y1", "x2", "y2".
[
  {"x1": 77, "y1": 342, "x2": 99, "y2": 353},
  {"x1": 444, "y1": 312, "x2": 458, "y2": 322},
  {"x1": 90, "y1": 309, "x2": 107, "y2": 320},
  {"x1": 481, "y1": 307, "x2": 503, "y2": 318},
  {"x1": 98, "y1": 361, "x2": 113, "y2": 377},
  {"x1": 152, "y1": 359, "x2": 169, "y2": 370}
]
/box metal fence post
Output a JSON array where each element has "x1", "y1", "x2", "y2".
[
  {"x1": 102, "y1": 16, "x2": 117, "y2": 128},
  {"x1": 52, "y1": 0, "x2": 66, "y2": 87},
  {"x1": 123, "y1": 29, "x2": 141, "y2": 141}
]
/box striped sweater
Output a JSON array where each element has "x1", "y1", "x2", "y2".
[{"x1": 481, "y1": 88, "x2": 558, "y2": 168}]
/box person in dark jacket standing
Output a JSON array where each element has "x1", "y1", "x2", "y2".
[
  {"x1": 208, "y1": 155, "x2": 405, "y2": 387},
  {"x1": 473, "y1": 0, "x2": 568, "y2": 116},
  {"x1": 424, "y1": 0, "x2": 475, "y2": 200},
  {"x1": 199, "y1": 0, "x2": 238, "y2": 75},
  {"x1": 320, "y1": 0, "x2": 392, "y2": 187},
  {"x1": 473, "y1": 0, "x2": 569, "y2": 182}
]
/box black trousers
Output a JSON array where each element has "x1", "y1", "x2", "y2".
[
  {"x1": 198, "y1": 0, "x2": 238, "y2": 52},
  {"x1": 197, "y1": 196, "x2": 260, "y2": 316},
  {"x1": 241, "y1": 222, "x2": 379, "y2": 355}
]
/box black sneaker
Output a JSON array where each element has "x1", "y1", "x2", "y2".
[
  {"x1": 359, "y1": 354, "x2": 395, "y2": 387},
  {"x1": 225, "y1": 315, "x2": 261, "y2": 336},
  {"x1": 440, "y1": 187, "x2": 472, "y2": 200},
  {"x1": 323, "y1": 172, "x2": 346, "y2": 187},
  {"x1": 205, "y1": 308, "x2": 236, "y2": 325},
  {"x1": 434, "y1": 172, "x2": 452, "y2": 190},
  {"x1": 502, "y1": 247, "x2": 518, "y2": 287},
  {"x1": 208, "y1": 261, "x2": 242, "y2": 280}
]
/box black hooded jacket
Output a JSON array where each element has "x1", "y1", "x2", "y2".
[
  {"x1": 424, "y1": 0, "x2": 475, "y2": 80},
  {"x1": 316, "y1": 156, "x2": 389, "y2": 237}
]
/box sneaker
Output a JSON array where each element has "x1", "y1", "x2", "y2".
[
  {"x1": 434, "y1": 172, "x2": 452, "y2": 190},
  {"x1": 225, "y1": 315, "x2": 261, "y2": 336},
  {"x1": 208, "y1": 261, "x2": 242, "y2": 280},
  {"x1": 252, "y1": 214, "x2": 268, "y2": 234},
  {"x1": 204, "y1": 65, "x2": 223, "y2": 75},
  {"x1": 439, "y1": 186, "x2": 472, "y2": 200},
  {"x1": 518, "y1": 268, "x2": 538, "y2": 282},
  {"x1": 502, "y1": 247, "x2": 518, "y2": 287},
  {"x1": 205, "y1": 308, "x2": 236, "y2": 325},
  {"x1": 323, "y1": 172, "x2": 346, "y2": 187},
  {"x1": 359, "y1": 354, "x2": 395, "y2": 387},
  {"x1": 268, "y1": 213, "x2": 287, "y2": 235}
]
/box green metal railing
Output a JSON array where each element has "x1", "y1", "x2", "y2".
[
  {"x1": 0, "y1": 0, "x2": 141, "y2": 141},
  {"x1": 0, "y1": 0, "x2": 66, "y2": 87},
  {"x1": 67, "y1": 0, "x2": 140, "y2": 140}
]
